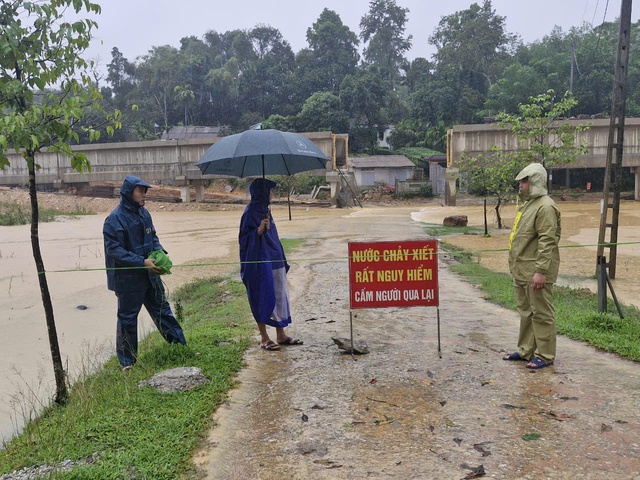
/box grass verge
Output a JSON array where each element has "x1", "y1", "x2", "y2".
[
  {"x1": 0, "y1": 201, "x2": 95, "y2": 226},
  {"x1": 0, "y1": 276, "x2": 254, "y2": 478},
  {"x1": 422, "y1": 224, "x2": 485, "y2": 237},
  {"x1": 441, "y1": 240, "x2": 640, "y2": 362}
]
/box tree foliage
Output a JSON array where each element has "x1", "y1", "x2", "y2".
[
  {"x1": 53, "y1": 1, "x2": 640, "y2": 154},
  {"x1": 296, "y1": 91, "x2": 349, "y2": 133},
  {"x1": 459, "y1": 90, "x2": 588, "y2": 229},
  {"x1": 497, "y1": 90, "x2": 588, "y2": 168},
  {"x1": 1, "y1": 0, "x2": 121, "y2": 404},
  {"x1": 359, "y1": 0, "x2": 412, "y2": 88},
  {"x1": 429, "y1": 0, "x2": 517, "y2": 123},
  {"x1": 304, "y1": 8, "x2": 360, "y2": 94}
]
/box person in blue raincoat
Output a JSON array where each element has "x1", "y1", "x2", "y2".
[
  {"x1": 103, "y1": 176, "x2": 186, "y2": 370},
  {"x1": 239, "y1": 178, "x2": 303, "y2": 351}
]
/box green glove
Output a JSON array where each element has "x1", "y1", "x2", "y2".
[{"x1": 147, "y1": 250, "x2": 172, "y2": 275}]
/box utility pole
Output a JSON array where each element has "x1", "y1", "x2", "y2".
[
  {"x1": 596, "y1": 0, "x2": 632, "y2": 314},
  {"x1": 570, "y1": 38, "x2": 575, "y2": 94}
]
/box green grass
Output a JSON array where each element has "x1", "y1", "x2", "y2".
[
  {"x1": 280, "y1": 237, "x2": 304, "y2": 252},
  {"x1": 0, "y1": 277, "x2": 255, "y2": 478},
  {"x1": 395, "y1": 146, "x2": 443, "y2": 163},
  {"x1": 422, "y1": 223, "x2": 485, "y2": 237},
  {"x1": 441, "y1": 241, "x2": 640, "y2": 362},
  {"x1": 0, "y1": 201, "x2": 95, "y2": 226}
]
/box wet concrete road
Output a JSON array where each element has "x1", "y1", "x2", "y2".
[{"x1": 194, "y1": 204, "x2": 640, "y2": 480}]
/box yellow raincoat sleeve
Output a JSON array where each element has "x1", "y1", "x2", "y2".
[{"x1": 534, "y1": 203, "x2": 561, "y2": 276}]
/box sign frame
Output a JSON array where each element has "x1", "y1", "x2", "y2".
[{"x1": 348, "y1": 240, "x2": 439, "y2": 310}]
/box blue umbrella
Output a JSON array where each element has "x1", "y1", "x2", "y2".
[
  {"x1": 195, "y1": 129, "x2": 330, "y2": 178},
  {"x1": 195, "y1": 129, "x2": 331, "y2": 219}
]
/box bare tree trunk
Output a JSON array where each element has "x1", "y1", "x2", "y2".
[
  {"x1": 495, "y1": 197, "x2": 503, "y2": 229},
  {"x1": 27, "y1": 154, "x2": 69, "y2": 405},
  {"x1": 483, "y1": 197, "x2": 488, "y2": 236}
]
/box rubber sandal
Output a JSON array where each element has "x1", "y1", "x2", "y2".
[
  {"x1": 503, "y1": 352, "x2": 527, "y2": 361},
  {"x1": 260, "y1": 340, "x2": 281, "y2": 351},
  {"x1": 526, "y1": 357, "x2": 552, "y2": 370},
  {"x1": 278, "y1": 337, "x2": 304, "y2": 346}
]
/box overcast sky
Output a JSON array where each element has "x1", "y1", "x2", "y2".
[{"x1": 81, "y1": 0, "x2": 636, "y2": 70}]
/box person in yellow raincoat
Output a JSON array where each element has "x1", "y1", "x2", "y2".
[{"x1": 503, "y1": 163, "x2": 561, "y2": 370}]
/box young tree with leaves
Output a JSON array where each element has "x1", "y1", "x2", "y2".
[
  {"x1": 498, "y1": 90, "x2": 588, "y2": 174},
  {"x1": 459, "y1": 148, "x2": 525, "y2": 231},
  {"x1": 0, "y1": 0, "x2": 121, "y2": 404},
  {"x1": 459, "y1": 90, "x2": 587, "y2": 229}
]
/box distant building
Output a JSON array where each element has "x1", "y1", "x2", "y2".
[
  {"x1": 161, "y1": 126, "x2": 222, "y2": 140},
  {"x1": 377, "y1": 125, "x2": 395, "y2": 148},
  {"x1": 348, "y1": 155, "x2": 416, "y2": 188},
  {"x1": 423, "y1": 155, "x2": 447, "y2": 195}
]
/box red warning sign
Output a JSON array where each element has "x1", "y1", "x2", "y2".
[{"x1": 348, "y1": 240, "x2": 439, "y2": 309}]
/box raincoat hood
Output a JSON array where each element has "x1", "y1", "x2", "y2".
[
  {"x1": 248, "y1": 178, "x2": 277, "y2": 206},
  {"x1": 120, "y1": 176, "x2": 152, "y2": 208},
  {"x1": 516, "y1": 163, "x2": 548, "y2": 200}
]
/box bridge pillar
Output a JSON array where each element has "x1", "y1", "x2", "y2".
[
  {"x1": 175, "y1": 175, "x2": 191, "y2": 203},
  {"x1": 193, "y1": 181, "x2": 205, "y2": 202},
  {"x1": 53, "y1": 179, "x2": 65, "y2": 193},
  {"x1": 444, "y1": 168, "x2": 459, "y2": 206},
  {"x1": 633, "y1": 167, "x2": 640, "y2": 201},
  {"x1": 326, "y1": 171, "x2": 341, "y2": 206},
  {"x1": 179, "y1": 186, "x2": 191, "y2": 203}
]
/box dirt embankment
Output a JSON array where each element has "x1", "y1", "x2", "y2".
[{"x1": 0, "y1": 183, "x2": 246, "y2": 215}]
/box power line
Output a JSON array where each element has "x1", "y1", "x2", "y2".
[{"x1": 591, "y1": 0, "x2": 601, "y2": 25}]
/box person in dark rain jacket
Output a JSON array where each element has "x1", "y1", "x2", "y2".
[
  {"x1": 103, "y1": 176, "x2": 186, "y2": 370},
  {"x1": 239, "y1": 178, "x2": 303, "y2": 351}
]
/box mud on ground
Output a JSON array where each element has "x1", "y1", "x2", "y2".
[{"x1": 192, "y1": 200, "x2": 640, "y2": 480}]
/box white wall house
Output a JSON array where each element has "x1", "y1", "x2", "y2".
[
  {"x1": 377, "y1": 125, "x2": 395, "y2": 148},
  {"x1": 348, "y1": 155, "x2": 416, "y2": 188}
]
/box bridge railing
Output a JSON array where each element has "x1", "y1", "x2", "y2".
[
  {"x1": 447, "y1": 117, "x2": 640, "y2": 169},
  {"x1": 0, "y1": 132, "x2": 344, "y2": 188}
]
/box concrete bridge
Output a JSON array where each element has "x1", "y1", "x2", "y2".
[
  {"x1": 445, "y1": 118, "x2": 640, "y2": 204},
  {"x1": 0, "y1": 131, "x2": 348, "y2": 203}
]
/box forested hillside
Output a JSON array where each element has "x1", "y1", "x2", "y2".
[{"x1": 93, "y1": 0, "x2": 635, "y2": 153}]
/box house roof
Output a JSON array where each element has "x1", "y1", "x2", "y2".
[
  {"x1": 161, "y1": 126, "x2": 222, "y2": 140},
  {"x1": 418, "y1": 154, "x2": 447, "y2": 167},
  {"x1": 348, "y1": 155, "x2": 415, "y2": 169}
]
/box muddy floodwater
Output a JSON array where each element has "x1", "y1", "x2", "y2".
[
  {"x1": 2, "y1": 199, "x2": 640, "y2": 480},
  {"x1": 0, "y1": 209, "x2": 243, "y2": 442}
]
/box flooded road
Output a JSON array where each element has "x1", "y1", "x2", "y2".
[{"x1": 2, "y1": 200, "x2": 640, "y2": 480}]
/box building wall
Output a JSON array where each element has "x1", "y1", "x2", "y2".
[
  {"x1": 352, "y1": 167, "x2": 415, "y2": 188},
  {"x1": 448, "y1": 118, "x2": 640, "y2": 169},
  {"x1": 0, "y1": 132, "x2": 346, "y2": 187}
]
